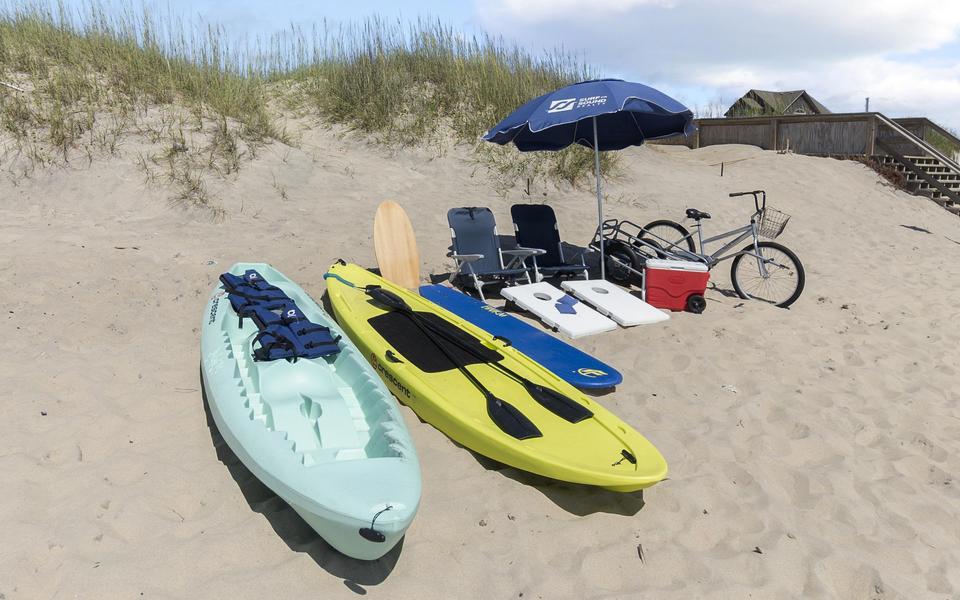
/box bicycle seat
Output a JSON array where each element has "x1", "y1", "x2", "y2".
[{"x1": 685, "y1": 208, "x2": 711, "y2": 221}]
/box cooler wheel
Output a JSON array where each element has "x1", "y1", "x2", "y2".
[{"x1": 686, "y1": 294, "x2": 706, "y2": 314}]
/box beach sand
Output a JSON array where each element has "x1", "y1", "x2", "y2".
[{"x1": 2, "y1": 126, "x2": 960, "y2": 599}]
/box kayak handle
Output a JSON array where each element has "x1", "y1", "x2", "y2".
[
  {"x1": 365, "y1": 285, "x2": 410, "y2": 311},
  {"x1": 359, "y1": 506, "x2": 393, "y2": 543}
]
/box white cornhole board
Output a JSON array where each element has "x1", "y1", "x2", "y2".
[
  {"x1": 501, "y1": 282, "x2": 617, "y2": 339},
  {"x1": 561, "y1": 279, "x2": 669, "y2": 327}
]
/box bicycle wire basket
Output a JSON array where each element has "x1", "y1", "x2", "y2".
[{"x1": 758, "y1": 207, "x2": 791, "y2": 239}]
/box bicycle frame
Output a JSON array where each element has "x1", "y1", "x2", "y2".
[
  {"x1": 591, "y1": 190, "x2": 780, "y2": 279},
  {"x1": 639, "y1": 218, "x2": 756, "y2": 264},
  {"x1": 640, "y1": 197, "x2": 776, "y2": 277}
]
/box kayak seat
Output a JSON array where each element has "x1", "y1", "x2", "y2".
[
  {"x1": 314, "y1": 397, "x2": 361, "y2": 449},
  {"x1": 335, "y1": 448, "x2": 367, "y2": 461}
]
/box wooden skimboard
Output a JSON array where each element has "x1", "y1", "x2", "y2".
[{"x1": 373, "y1": 200, "x2": 420, "y2": 289}]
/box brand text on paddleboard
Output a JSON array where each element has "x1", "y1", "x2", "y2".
[{"x1": 370, "y1": 353, "x2": 412, "y2": 399}]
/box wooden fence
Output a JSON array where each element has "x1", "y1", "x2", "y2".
[{"x1": 655, "y1": 113, "x2": 960, "y2": 162}]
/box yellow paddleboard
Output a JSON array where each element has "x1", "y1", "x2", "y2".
[
  {"x1": 325, "y1": 262, "x2": 667, "y2": 492},
  {"x1": 373, "y1": 200, "x2": 420, "y2": 290}
]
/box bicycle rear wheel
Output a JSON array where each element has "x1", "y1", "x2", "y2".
[
  {"x1": 639, "y1": 220, "x2": 696, "y2": 259},
  {"x1": 730, "y1": 241, "x2": 805, "y2": 308}
]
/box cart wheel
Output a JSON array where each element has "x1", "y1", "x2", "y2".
[
  {"x1": 686, "y1": 294, "x2": 706, "y2": 314},
  {"x1": 603, "y1": 240, "x2": 639, "y2": 283}
]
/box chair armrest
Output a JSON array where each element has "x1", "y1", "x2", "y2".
[
  {"x1": 501, "y1": 247, "x2": 543, "y2": 271},
  {"x1": 502, "y1": 247, "x2": 546, "y2": 257},
  {"x1": 448, "y1": 252, "x2": 484, "y2": 263}
]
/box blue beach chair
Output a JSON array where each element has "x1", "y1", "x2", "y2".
[
  {"x1": 510, "y1": 204, "x2": 588, "y2": 282},
  {"x1": 447, "y1": 207, "x2": 541, "y2": 301}
]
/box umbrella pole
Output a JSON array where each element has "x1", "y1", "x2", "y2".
[{"x1": 593, "y1": 116, "x2": 604, "y2": 280}]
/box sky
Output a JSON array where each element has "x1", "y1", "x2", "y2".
[{"x1": 132, "y1": 0, "x2": 960, "y2": 130}]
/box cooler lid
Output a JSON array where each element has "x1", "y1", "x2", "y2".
[{"x1": 644, "y1": 258, "x2": 709, "y2": 272}]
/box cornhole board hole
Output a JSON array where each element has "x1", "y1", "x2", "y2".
[
  {"x1": 561, "y1": 279, "x2": 669, "y2": 327},
  {"x1": 500, "y1": 282, "x2": 617, "y2": 339}
]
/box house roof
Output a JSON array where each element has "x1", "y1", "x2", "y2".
[{"x1": 725, "y1": 89, "x2": 831, "y2": 116}]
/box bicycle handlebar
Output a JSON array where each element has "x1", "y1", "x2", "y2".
[{"x1": 729, "y1": 190, "x2": 767, "y2": 213}]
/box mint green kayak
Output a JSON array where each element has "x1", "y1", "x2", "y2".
[{"x1": 200, "y1": 262, "x2": 420, "y2": 560}]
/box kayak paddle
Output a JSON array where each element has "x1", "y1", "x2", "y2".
[
  {"x1": 366, "y1": 286, "x2": 592, "y2": 424},
  {"x1": 366, "y1": 286, "x2": 542, "y2": 440}
]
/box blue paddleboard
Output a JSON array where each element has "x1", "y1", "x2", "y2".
[{"x1": 419, "y1": 284, "x2": 622, "y2": 389}]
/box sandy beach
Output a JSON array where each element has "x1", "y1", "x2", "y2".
[{"x1": 3, "y1": 123, "x2": 960, "y2": 599}]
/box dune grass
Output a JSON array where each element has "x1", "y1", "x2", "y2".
[
  {"x1": 271, "y1": 17, "x2": 616, "y2": 185},
  {"x1": 0, "y1": 1, "x2": 616, "y2": 203},
  {"x1": 277, "y1": 18, "x2": 586, "y2": 140}
]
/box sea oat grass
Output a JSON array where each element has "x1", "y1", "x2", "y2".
[{"x1": 1, "y1": 1, "x2": 615, "y2": 192}]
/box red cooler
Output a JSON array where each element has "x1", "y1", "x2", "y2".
[{"x1": 643, "y1": 259, "x2": 710, "y2": 313}]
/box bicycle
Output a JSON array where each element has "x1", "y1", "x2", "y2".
[{"x1": 591, "y1": 190, "x2": 805, "y2": 308}]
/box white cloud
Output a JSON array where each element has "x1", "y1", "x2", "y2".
[
  {"x1": 490, "y1": 0, "x2": 673, "y2": 21},
  {"x1": 700, "y1": 57, "x2": 960, "y2": 118},
  {"x1": 474, "y1": 0, "x2": 960, "y2": 128}
]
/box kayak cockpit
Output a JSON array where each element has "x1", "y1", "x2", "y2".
[{"x1": 222, "y1": 311, "x2": 409, "y2": 468}]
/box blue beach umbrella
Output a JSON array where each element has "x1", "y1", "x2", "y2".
[{"x1": 483, "y1": 78, "x2": 695, "y2": 278}]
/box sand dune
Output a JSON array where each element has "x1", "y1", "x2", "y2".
[{"x1": 2, "y1": 126, "x2": 960, "y2": 599}]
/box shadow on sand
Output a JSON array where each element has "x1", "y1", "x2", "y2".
[
  {"x1": 462, "y1": 446, "x2": 646, "y2": 518},
  {"x1": 201, "y1": 381, "x2": 402, "y2": 593},
  {"x1": 706, "y1": 281, "x2": 741, "y2": 300}
]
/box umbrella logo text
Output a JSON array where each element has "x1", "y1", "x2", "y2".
[
  {"x1": 547, "y1": 98, "x2": 577, "y2": 113},
  {"x1": 577, "y1": 95, "x2": 608, "y2": 108}
]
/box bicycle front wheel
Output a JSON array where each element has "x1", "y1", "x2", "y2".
[{"x1": 730, "y1": 241, "x2": 805, "y2": 308}]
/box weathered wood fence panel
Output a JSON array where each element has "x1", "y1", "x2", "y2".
[
  {"x1": 699, "y1": 122, "x2": 771, "y2": 148},
  {"x1": 683, "y1": 113, "x2": 960, "y2": 160},
  {"x1": 650, "y1": 114, "x2": 960, "y2": 164},
  {"x1": 777, "y1": 120, "x2": 868, "y2": 154}
]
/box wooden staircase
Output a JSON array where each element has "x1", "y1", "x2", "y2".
[
  {"x1": 876, "y1": 155, "x2": 960, "y2": 215},
  {"x1": 677, "y1": 111, "x2": 960, "y2": 215},
  {"x1": 873, "y1": 115, "x2": 960, "y2": 216}
]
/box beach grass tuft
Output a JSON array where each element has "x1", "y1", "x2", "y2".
[{"x1": 0, "y1": 1, "x2": 616, "y2": 199}]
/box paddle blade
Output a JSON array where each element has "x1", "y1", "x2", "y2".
[
  {"x1": 365, "y1": 285, "x2": 411, "y2": 311},
  {"x1": 487, "y1": 395, "x2": 542, "y2": 440},
  {"x1": 525, "y1": 383, "x2": 593, "y2": 423}
]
